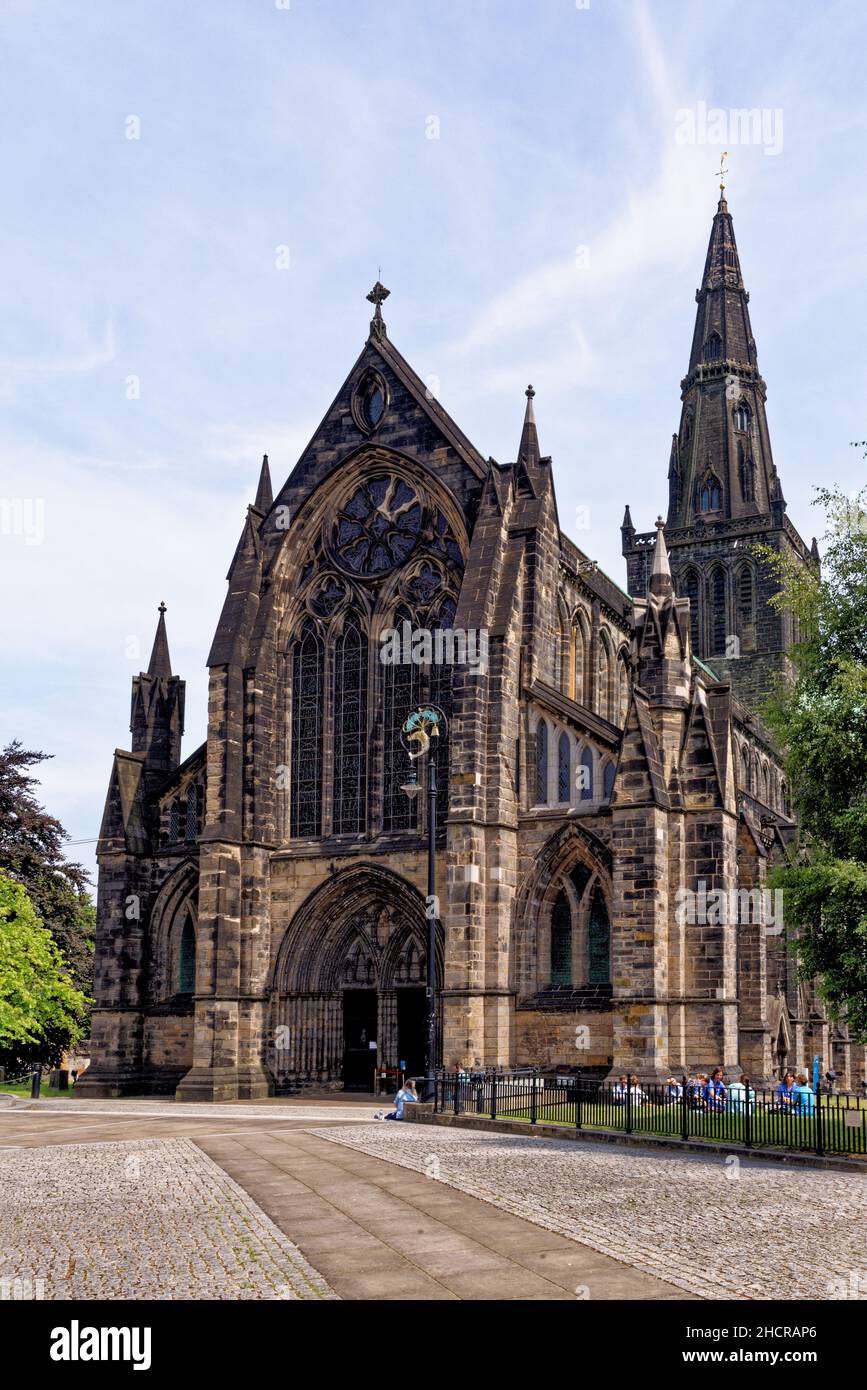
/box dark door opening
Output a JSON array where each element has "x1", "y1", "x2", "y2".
[
  {"x1": 397, "y1": 987, "x2": 427, "y2": 1081},
  {"x1": 342, "y1": 989, "x2": 377, "y2": 1090}
]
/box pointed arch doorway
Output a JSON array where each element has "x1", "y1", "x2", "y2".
[{"x1": 269, "y1": 865, "x2": 440, "y2": 1091}]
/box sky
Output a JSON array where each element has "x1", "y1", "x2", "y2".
[{"x1": 1, "y1": 0, "x2": 866, "y2": 888}]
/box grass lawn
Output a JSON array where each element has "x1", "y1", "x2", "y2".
[
  {"x1": 458, "y1": 1097, "x2": 866, "y2": 1156},
  {"x1": 0, "y1": 1081, "x2": 76, "y2": 1099}
]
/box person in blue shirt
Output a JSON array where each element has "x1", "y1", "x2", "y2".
[
  {"x1": 794, "y1": 1073, "x2": 816, "y2": 1115},
  {"x1": 665, "y1": 1077, "x2": 683, "y2": 1104},
  {"x1": 727, "y1": 1074, "x2": 755, "y2": 1114},
  {"x1": 385, "y1": 1078, "x2": 418, "y2": 1120},
  {"x1": 704, "y1": 1067, "x2": 727, "y2": 1112},
  {"x1": 773, "y1": 1071, "x2": 798, "y2": 1112}
]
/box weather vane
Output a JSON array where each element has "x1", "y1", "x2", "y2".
[{"x1": 716, "y1": 150, "x2": 729, "y2": 193}]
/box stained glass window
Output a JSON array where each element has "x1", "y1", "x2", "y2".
[
  {"x1": 588, "y1": 889, "x2": 610, "y2": 984},
  {"x1": 179, "y1": 917, "x2": 196, "y2": 994},
  {"x1": 185, "y1": 784, "x2": 198, "y2": 843},
  {"x1": 551, "y1": 890, "x2": 572, "y2": 986},
  {"x1": 557, "y1": 732, "x2": 570, "y2": 803},
  {"x1": 334, "y1": 477, "x2": 421, "y2": 575},
  {"x1": 580, "y1": 746, "x2": 594, "y2": 801},
  {"x1": 290, "y1": 625, "x2": 323, "y2": 837},
  {"x1": 429, "y1": 596, "x2": 455, "y2": 825},
  {"x1": 535, "y1": 721, "x2": 548, "y2": 804},
  {"x1": 333, "y1": 615, "x2": 367, "y2": 834},
  {"x1": 383, "y1": 607, "x2": 420, "y2": 831}
]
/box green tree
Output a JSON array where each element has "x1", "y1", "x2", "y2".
[
  {"x1": 759, "y1": 485, "x2": 867, "y2": 1040},
  {"x1": 0, "y1": 872, "x2": 88, "y2": 1070},
  {"x1": 0, "y1": 742, "x2": 95, "y2": 999}
]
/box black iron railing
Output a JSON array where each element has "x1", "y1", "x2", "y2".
[{"x1": 432, "y1": 1070, "x2": 867, "y2": 1157}]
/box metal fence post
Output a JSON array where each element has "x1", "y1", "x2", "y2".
[
  {"x1": 815, "y1": 1082, "x2": 823, "y2": 1157},
  {"x1": 490, "y1": 1069, "x2": 497, "y2": 1121},
  {"x1": 625, "y1": 1075, "x2": 633, "y2": 1134},
  {"x1": 744, "y1": 1081, "x2": 752, "y2": 1148},
  {"x1": 681, "y1": 1075, "x2": 688, "y2": 1142},
  {"x1": 453, "y1": 1067, "x2": 460, "y2": 1116},
  {"x1": 575, "y1": 1079, "x2": 582, "y2": 1130},
  {"x1": 530, "y1": 1069, "x2": 538, "y2": 1126}
]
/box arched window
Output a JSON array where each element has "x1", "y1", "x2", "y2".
[
  {"x1": 550, "y1": 890, "x2": 572, "y2": 986},
  {"x1": 617, "y1": 651, "x2": 629, "y2": 724},
  {"x1": 681, "y1": 568, "x2": 701, "y2": 654},
  {"x1": 588, "y1": 888, "x2": 610, "y2": 985},
  {"x1": 185, "y1": 785, "x2": 198, "y2": 843},
  {"x1": 557, "y1": 732, "x2": 570, "y2": 803},
  {"x1": 572, "y1": 620, "x2": 586, "y2": 704},
  {"x1": 559, "y1": 609, "x2": 571, "y2": 694},
  {"x1": 179, "y1": 917, "x2": 196, "y2": 995},
  {"x1": 290, "y1": 625, "x2": 323, "y2": 837},
  {"x1": 535, "y1": 720, "x2": 549, "y2": 805},
  {"x1": 736, "y1": 566, "x2": 754, "y2": 646},
  {"x1": 733, "y1": 401, "x2": 751, "y2": 432},
  {"x1": 603, "y1": 760, "x2": 615, "y2": 800},
  {"x1": 709, "y1": 568, "x2": 727, "y2": 656},
  {"x1": 681, "y1": 412, "x2": 692, "y2": 446},
  {"x1": 597, "y1": 637, "x2": 611, "y2": 720},
  {"x1": 781, "y1": 780, "x2": 790, "y2": 816},
  {"x1": 704, "y1": 332, "x2": 722, "y2": 361},
  {"x1": 383, "y1": 607, "x2": 420, "y2": 832},
  {"x1": 739, "y1": 743, "x2": 750, "y2": 792},
  {"x1": 738, "y1": 444, "x2": 755, "y2": 502},
  {"x1": 699, "y1": 473, "x2": 722, "y2": 513},
  {"x1": 430, "y1": 596, "x2": 455, "y2": 826},
  {"x1": 169, "y1": 799, "x2": 180, "y2": 843},
  {"x1": 333, "y1": 614, "x2": 368, "y2": 834},
  {"x1": 579, "y1": 746, "x2": 594, "y2": 801}
]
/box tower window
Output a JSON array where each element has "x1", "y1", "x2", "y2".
[
  {"x1": 738, "y1": 445, "x2": 755, "y2": 502},
  {"x1": 699, "y1": 475, "x2": 722, "y2": 512},
  {"x1": 710, "y1": 568, "x2": 727, "y2": 656},
  {"x1": 736, "y1": 566, "x2": 754, "y2": 642},
  {"x1": 169, "y1": 800, "x2": 180, "y2": 843},
  {"x1": 733, "y1": 401, "x2": 751, "y2": 432},
  {"x1": 704, "y1": 333, "x2": 722, "y2": 361},
  {"x1": 681, "y1": 568, "x2": 701, "y2": 654}
]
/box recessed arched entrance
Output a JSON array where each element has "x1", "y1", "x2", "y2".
[{"x1": 269, "y1": 864, "x2": 441, "y2": 1091}]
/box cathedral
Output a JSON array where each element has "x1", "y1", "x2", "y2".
[{"x1": 80, "y1": 191, "x2": 865, "y2": 1100}]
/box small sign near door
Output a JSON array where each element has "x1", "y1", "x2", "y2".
[{"x1": 368, "y1": 1040, "x2": 377, "y2": 1050}]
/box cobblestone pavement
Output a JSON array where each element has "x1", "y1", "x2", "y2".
[
  {"x1": 10, "y1": 1097, "x2": 380, "y2": 1121},
  {"x1": 0, "y1": 1136, "x2": 337, "y2": 1300},
  {"x1": 311, "y1": 1124, "x2": 867, "y2": 1301}
]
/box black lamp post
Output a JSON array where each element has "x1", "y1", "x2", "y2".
[{"x1": 400, "y1": 705, "x2": 447, "y2": 1102}]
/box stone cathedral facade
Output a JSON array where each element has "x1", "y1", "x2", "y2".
[{"x1": 81, "y1": 194, "x2": 865, "y2": 1100}]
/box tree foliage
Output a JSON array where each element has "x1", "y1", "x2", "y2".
[
  {"x1": 0, "y1": 741, "x2": 95, "y2": 997},
  {"x1": 758, "y1": 486, "x2": 867, "y2": 1040},
  {"x1": 0, "y1": 872, "x2": 88, "y2": 1071}
]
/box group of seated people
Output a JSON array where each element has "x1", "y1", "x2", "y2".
[{"x1": 611, "y1": 1068, "x2": 818, "y2": 1114}]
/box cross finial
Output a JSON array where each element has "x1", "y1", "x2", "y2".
[
  {"x1": 525, "y1": 383, "x2": 535, "y2": 399},
  {"x1": 716, "y1": 149, "x2": 729, "y2": 194},
  {"x1": 158, "y1": 601, "x2": 167, "y2": 616},
  {"x1": 366, "y1": 280, "x2": 390, "y2": 337}
]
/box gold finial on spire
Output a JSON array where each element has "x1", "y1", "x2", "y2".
[{"x1": 716, "y1": 149, "x2": 729, "y2": 194}]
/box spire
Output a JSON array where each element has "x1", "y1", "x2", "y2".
[
  {"x1": 622, "y1": 504, "x2": 633, "y2": 529},
  {"x1": 517, "y1": 384, "x2": 540, "y2": 468},
  {"x1": 665, "y1": 182, "x2": 779, "y2": 530},
  {"x1": 648, "y1": 517, "x2": 672, "y2": 598},
  {"x1": 254, "y1": 453, "x2": 273, "y2": 512},
  {"x1": 147, "y1": 602, "x2": 172, "y2": 679}
]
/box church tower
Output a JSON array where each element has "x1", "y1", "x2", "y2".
[{"x1": 622, "y1": 185, "x2": 816, "y2": 711}]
